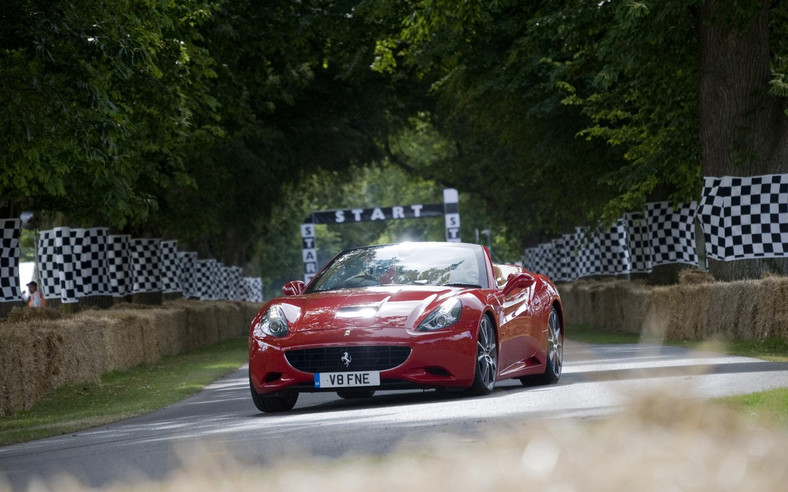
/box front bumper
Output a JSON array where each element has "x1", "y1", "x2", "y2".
[{"x1": 249, "y1": 324, "x2": 477, "y2": 395}]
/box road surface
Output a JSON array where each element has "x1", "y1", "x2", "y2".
[{"x1": 1, "y1": 340, "x2": 787, "y2": 490}]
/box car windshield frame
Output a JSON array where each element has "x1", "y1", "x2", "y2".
[{"x1": 305, "y1": 243, "x2": 489, "y2": 293}]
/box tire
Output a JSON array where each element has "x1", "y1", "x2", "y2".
[
  {"x1": 521, "y1": 306, "x2": 562, "y2": 386},
  {"x1": 336, "y1": 388, "x2": 376, "y2": 399},
  {"x1": 249, "y1": 374, "x2": 298, "y2": 412},
  {"x1": 468, "y1": 315, "x2": 498, "y2": 396}
]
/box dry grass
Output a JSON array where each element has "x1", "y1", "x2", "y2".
[
  {"x1": 5, "y1": 393, "x2": 786, "y2": 492},
  {"x1": 0, "y1": 301, "x2": 261, "y2": 416},
  {"x1": 559, "y1": 275, "x2": 788, "y2": 342}
]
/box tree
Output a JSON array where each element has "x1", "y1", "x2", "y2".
[
  {"x1": 0, "y1": 0, "x2": 223, "y2": 227},
  {"x1": 379, "y1": 0, "x2": 788, "y2": 280}
]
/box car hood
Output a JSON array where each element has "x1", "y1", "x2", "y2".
[{"x1": 287, "y1": 286, "x2": 460, "y2": 332}]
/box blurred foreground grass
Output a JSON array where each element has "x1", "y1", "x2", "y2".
[{"x1": 6, "y1": 392, "x2": 787, "y2": 492}]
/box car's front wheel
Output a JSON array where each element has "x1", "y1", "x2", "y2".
[
  {"x1": 249, "y1": 374, "x2": 298, "y2": 412},
  {"x1": 468, "y1": 315, "x2": 497, "y2": 396}
]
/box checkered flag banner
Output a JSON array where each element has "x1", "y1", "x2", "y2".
[
  {"x1": 551, "y1": 235, "x2": 570, "y2": 282},
  {"x1": 557, "y1": 231, "x2": 579, "y2": 281},
  {"x1": 523, "y1": 246, "x2": 541, "y2": 274},
  {"x1": 55, "y1": 228, "x2": 78, "y2": 303},
  {"x1": 178, "y1": 251, "x2": 198, "y2": 298},
  {"x1": 223, "y1": 266, "x2": 243, "y2": 300},
  {"x1": 37, "y1": 229, "x2": 60, "y2": 299},
  {"x1": 625, "y1": 212, "x2": 654, "y2": 273},
  {"x1": 597, "y1": 218, "x2": 631, "y2": 275},
  {"x1": 697, "y1": 174, "x2": 788, "y2": 260},
  {"x1": 645, "y1": 202, "x2": 699, "y2": 267},
  {"x1": 575, "y1": 227, "x2": 604, "y2": 278},
  {"x1": 239, "y1": 277, "x2": 264, "y2": 303},
  {"x1": 75, "y1": 228, "x2": 110, "y2": 297},
  {"x1": 107, "y1": 235, "x2": 132, "y2": 297},
  {"x1": 159, "y1": 240, "x2": 182, "y2": 294},
  {"x1": 196, "y1": 259, "x2": 218, "y2": 300},
  {"x1": 213, "y1": 261, "x2": 226, "y2": 300},
  {"x1": 1, "y1": 219, "x2": 22, "y2": 302},
  {"x1": 538, "y1": 241, "x2": 558, "y2": 280},
  {"x1": 130, "y1": 238, "x2": 162, "y2": 294}
]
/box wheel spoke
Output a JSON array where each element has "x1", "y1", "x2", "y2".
[
  {"x1": 475, "y1": 317, "x2": 497, "y2": 390},
  {"x1": 547, "y1": 310, "x2": 562, "y2": 375}
]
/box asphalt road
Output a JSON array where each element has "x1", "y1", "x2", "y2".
[{"x1": 1, "y1": 340, "x2": 787, "y2": 490}]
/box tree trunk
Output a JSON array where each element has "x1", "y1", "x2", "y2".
[{"x1": 697, "y1": 0, "x2": 788, "y2": 280}]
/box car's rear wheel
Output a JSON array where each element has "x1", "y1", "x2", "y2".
[
  {"x1": 249, "y1": 374, "x2": 298, "y2": 412},
  {"x1": 521, "y1": 306, "x2": 562, "y2": 386},
  {"x1": 336, "y1": 388, "x2": 376, "y2": 399},
  {"x1": 468, "y1": 315, "x2": 497, "y2": 396}
]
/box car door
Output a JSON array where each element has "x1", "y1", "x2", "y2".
[{"x1": 496, "y1": 271, "x2": 539, "y2": 375}]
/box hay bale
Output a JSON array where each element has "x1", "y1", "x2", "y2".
[
  {"x1": 0, "y1": 300, "x2": 261, "y2": 416},
  {"x1": 678, "y1": 268, "x2": 716, "y2": 285},
  {"x1": 5, "y1": 306, "x2": 65, "y2": 323},
  {"x1": 558, "y1": 276, "x2": 788, "y2": 342}
]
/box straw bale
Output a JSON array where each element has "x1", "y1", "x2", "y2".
[
  {"x1": 559, "y1": 281, "x2": 652, "y2": 334},
  {"x1": 4, "y1": 306, "x2": 65, "y2": 323},
  {"x1": 558, "y1": 276, "x2": 788, "y2": 342},
  {"x1": 678, "y1": 268, "x2": 716, "y2": 285},
  {"x1": 0, "y1": 300, "x2": 262, "y2": 416},
  {"x1": 0, "y1": 318, "x2": 105, "y2": 415}
]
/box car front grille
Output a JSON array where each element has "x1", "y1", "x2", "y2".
[{"x1": 285, "y1": 346, "x2": 411, "y2": 373}]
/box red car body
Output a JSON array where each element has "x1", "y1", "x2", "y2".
[{"x1": 249, "y1": 242, "x2": 563, "y2": 412}]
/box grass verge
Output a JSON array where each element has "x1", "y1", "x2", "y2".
[
  {"x1": 0, "y1": 336, "x2": 247, "y2": 446},
  {"x1": 567, "y1": 323, "x2": 788, "y2": 426}
]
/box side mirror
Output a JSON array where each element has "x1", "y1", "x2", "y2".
[
  {"x1": 502, "y1": 272, "x2": 535, "y2": 296},
  {"x1": 282, "y1": 280, "x2": 306, "y2": 296}
]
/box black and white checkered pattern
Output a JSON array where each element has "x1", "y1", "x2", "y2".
[
  {"x1": 56, "y1": 228, "x2": 78, "y2": 303},
  {"x1": 575, "y1": 228, "x2": 603, "y2": 278},
  {"x1": 178, "y1": 252, "x2": 198, "y2": 298},
  {"x1": 75, "y1": 228, "x2": 110, "y2": 297},
  {"x1": 239, "y1": 277, "x2": 264, "y2": 302},
  {"x1": 213, "y1": 262, "x2": 227, "y2": 300},
  {"x1": 556, "y1": 232, "x2": 578, "y2": 282},
  {"x1": 159, "y1": 240, "x2": 181, "y2": 294},
  {"x1": 0, "y1": 219, "x2": 22, "y2": 302},
  {"x1": 522, "y1": 246, "x2": 540, "y2": 274},
  {"x1": 222, "y1": 266, "x2": 242, "y2": 300},
  {"x1": 645, "y1": 202, "x2": 699, "y2": 267},
  {"x1": 539, "y1": 241, "x2": 558, "y2": 280},
  {"x1": 697, "y1": 177, "x2": 726, "y2": 260},
  {"x1": 529, "y1": 221, "x2": 631, "y2": 282},
  {"x1": 697, "y1": 174, "x2": 788, "y2": 260},
  {"x1": 196, "y1": 259, "x2": 218, "y2": 300},
  {"x1": 597, "y1": 219, "x2": 631, "y2": 275},
  {"x1": 130, "y1": 238, "x2": 162, "y2": 294},
  {"x1": 37, "y1": 229, "x2": 60, "y2": 299},
  {"x1": 625, "y1": 212, "x2": 653, "y2": 273},
  {"x1": 107, "y1": 235, "x2": 132, "y2": 297}
]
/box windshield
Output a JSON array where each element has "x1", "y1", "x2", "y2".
[{"x1": 307, "y1": 243, "x2": 489, "y2": 292}]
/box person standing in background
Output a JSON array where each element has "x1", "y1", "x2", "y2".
[{"x1": 22, "y1": 281, "x2": 46, "y2": 307}]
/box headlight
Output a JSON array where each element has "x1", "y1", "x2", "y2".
[
  {"x1": 254, "y1": 305, "x2": 289, "y2": 338},
  {"x1": 418, "y1": 298, "x2": 462, "y2": 332}
]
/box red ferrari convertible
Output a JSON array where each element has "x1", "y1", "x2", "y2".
[{"x1": 249, "y1": 241, "x2": 563, "y2": 412}]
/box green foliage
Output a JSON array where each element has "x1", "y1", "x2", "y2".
[
  {"x1": 3, "y1": 0, "x2": 787, "y2": 282},
  {"x1": 1, "y1": 0, "x2": 223, "y2": 226}
]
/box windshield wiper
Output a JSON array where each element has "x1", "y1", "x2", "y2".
[{"x1": 442, "y1": 282, "x2": 482, "y2": 288}]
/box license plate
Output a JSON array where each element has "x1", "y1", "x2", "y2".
[{"x1": 314, "y1": 371, "x2": 380, "y2": 388}]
